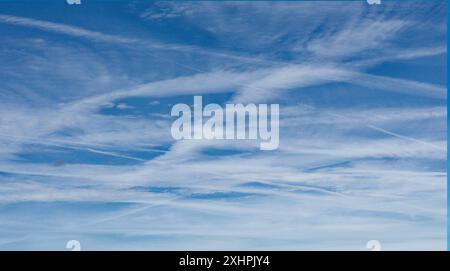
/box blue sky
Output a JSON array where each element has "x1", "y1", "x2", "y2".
[{"x1": 0, "y1": 0, "x2": 447, "y2": 250}]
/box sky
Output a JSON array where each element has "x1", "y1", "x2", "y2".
[{"x1": 0, "y1": 0, "x2": 447, "y2": 250}]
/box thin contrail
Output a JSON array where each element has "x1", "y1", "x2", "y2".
[
  {"x1": 366, "y1": 124, "x2": 443, "y2": 151},
  {"x1": 303, "y1": 105, "x2": 444, "y2": 151},
  {"x1": 0, "y1": 133, "x2": 167, "y2": 162}
]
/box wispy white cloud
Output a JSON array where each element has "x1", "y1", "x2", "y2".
[{"x1": 0, "y1": 1, "x2": 446, "y2": 250}]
